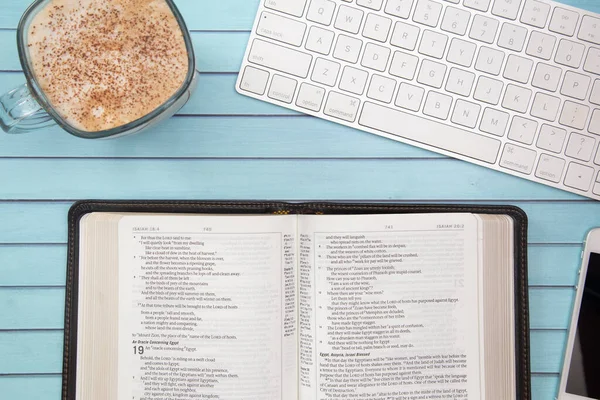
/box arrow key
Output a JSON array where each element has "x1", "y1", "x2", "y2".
[{"x1": 564, "y1": 162, "x2": 595, "y2": 191}]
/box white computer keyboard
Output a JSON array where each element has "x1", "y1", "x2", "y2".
[{"x1": 236, "y1": 0, "x2": 600, "y2": 200}]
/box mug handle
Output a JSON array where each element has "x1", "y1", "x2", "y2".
[{"x1": 0, "y1": 83, "x2": 55, "y2": 133}]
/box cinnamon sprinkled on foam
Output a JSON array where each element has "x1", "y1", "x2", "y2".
[{"x1": 28, "y1": 0, "x2": 189, "y2": 132}]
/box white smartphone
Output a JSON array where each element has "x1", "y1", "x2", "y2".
[{"x1": 558, "y1": 228, "x2": 600, "y2": 400}]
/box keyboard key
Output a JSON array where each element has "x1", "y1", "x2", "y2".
[
  {"x1": 447, "y1": 38, "x2": 477, "y2": 67},
  {"x1": 451, "y1": 99, "x2": 481, "y2": 128},
  {"x1": 257, "y1": 12, "x2": 307, "y2": 47},
  {"x1": 359, "y1": 102, "x2": 501, "y2": 163},
  {"x1": 508, "y1": 116, "x2": 538, "y2": 145},
  {"x1": 441, "y1": 6, "x2": 471, "y2": 36},
  {"x1": 596, "y1": 150, "x2": 600, "y2": 166},
  {"x1": 265, "y1": 0, "x2": 308, "y2": 17},
  {"x1": 531, "y1": 93, "x2": 561, "y2": 122},
  {"x1": 240, "y1": 66, "x2": 270, "y2": 95},
  {"x1": 491, "y1": 0, "x2": 522, "y2": 20},
  {"x1": 536, "y1": 124, "x2": 567, "y2": 153},
  {"x1": 362, "y1": 13, "x2": 392, "y2": 42},
  {"x1": 584, "y1": 47, "x2": 600, "y2": 75},
  {"x1": 395, "y1": 82, "x2": 425, "y2": 111},
  {"x1": 357, "y1": 0, "x2": 384, "y2": 10},
  {"x1": 503, "y1": 84, "x2": 533, "y2": 113},
  {"x1": 367, "y1": 74, "x2": 397, "y2": 103},
  {"x1": 390, "y1": 21, "x2": 421, "y2": 51},
  {"x1": 526, "y1": 31, "x2": 556, "y2": 60},
  {"x1": 384, "y1": 0, "x2": 415, "y2": 19},
  {"x1": 248, "y1": 40, "x2": 312, "y2": 78},
  {"x1": 311, "y1": 58, "x2": 341, "y2": 86},
  {"x1": 594, "y1": 180, "x2": 600, "y2": 195},
  {"x1": 561, "y1": 71, "x2": 591, "y2": 100},
  {"x1": 333, "y1": 35, "x2": 363, "y2": 63},
  {"x1": 532, "y1": 63, "x2": 562, "y2": 92},
  {"x1": 497, "y1": 23, "x2": 528, "y2": 52},
  {"x1": 418, "y1": 30, "x2": 449, "y2": 59},
  {"x1": 464, "y1": 0, "x2": 490, "y2": 12},
  {"x1": 559, "y1": 101, "x2": 589, "y2": 130},
  {"x1": 475, "y1": 47, "x2": 505, "y2": 75},
  {"x1": 555, "y1": 40, "x2": 585, "y2": 68},
  {"x1": 361, "y1": 43, "x2": 391, "y2": 71},
  {"x1": 296, "y1": 83, "x2": 326, "y2": 111},
  {"x1": 474, "y1": 76, "x2": 504, "y2": 105},
  {"x1": 424, "y1": 91, "x2": 453, "y2": 120},
  {"x1": 307, "y1": 0, "x2": 336, "y2": 25},
  {"x1": 520, "y1": 0, "x2": 550, "y2": 28},
  {"x1": 417, "y1": 59, "x2": 447, "y2": 88},
  {"x1": 566, "y1": 132, "x2": 596, "y2": 161},
  {"x1": 589, "y1": 109, "x2": 600, "y2": 135},
  {"x1": 564, "y1": 162, "x2": 595, "y2": 191},
  {"x1": 480, "y1": 108, "x2": 510, "y2": 136},
  {"x1": 535, "y1": 154, "x2": 566, "y2": 183},
  {"x1": 549, "y1": 8, "x2": 579, "y2": 37},
  {"x1": 578, "y1": 15, "x2": 600, "y2": 45},
  {"x1": 503, "y1": 55, "x2": 533, "y2": 84},
  {"x1": 590, "y1": 80, "x2": 600, "y2": 105},
  {"x1": 305, "y1": 26, "x2": 335, "y2": 54},
  {"x1": 335, "y1": 5, "x2": 364, "y2": 34},
  {"x1": 324, "y1": 91, "x2": 360, "y2": 122},
  {"x1": 339, "y1": 66, "x2": 369, "y2": 95},
  {"x1": 268, "y1": 74, "x2": 298, "y2": 103},
  {"x1": 500, "y1": 143, "x2": 536, "y2": 174},
  {"x1": 446, "y1": 68, "x2": 476, "y2": 96},
  {"x1": 413, "y1": 0, "x2": 443, "y2": 27},
  {"x1": 469, "y1": 14, "x2": 499, "y2": 44},
  {"x1": 389, "y1": 51, "x2": 419, "y2": 80}
]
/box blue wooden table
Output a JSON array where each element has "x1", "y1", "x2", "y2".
[{"x1": 1, "y1": 0, "x2": 600, "y2": 398}]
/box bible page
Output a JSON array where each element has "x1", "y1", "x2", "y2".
[
  {"x1": 299, "y1": 213, "x2": 483, "y2": 400},
  {"x1": 116, "y1": 215, "x2": 298, "y2": 400}
]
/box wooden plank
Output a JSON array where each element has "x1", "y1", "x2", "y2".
[
  {"x1": 1, "y1": 244, "x2": 582, "y2": 287},
  {"x1": 0, "y1": 375, "x2": 62, "y2": 399},
  {"x1": 0, "y1": 159, "x2": 587, "y2": 201},
  {"x1": 0, "y1": 330, "x2": 564, "y2": 374},
  {"x1": 0, "y1": 202, "x2": 597, "y2": 245},
  {"x1": 0, "y1": 0, "x2": 598, "y2": 30},
  {"x1": 0, "y1": 203, "x2": 70, "y2": 244},
  {"x1": 0, "y1": 287, "x2": 576, "y2": 330},
  {"x1": 0, "y1": 331, "x2": 63, "y2": 374},
  {"x1": 0, "y1": 72, "x2": 292, "y2": 116},
  {"x1": 531, "y1": 375, "x2": 560, "y2": 400},
  {"x1": 0, "y1": 0, "x2": 262, "y2": 31},
  {"x1": 0, "y1": 115, "x2": 442, "y2": 159},
  {"x1": 0, "y1": 374, "x2": 563, "y2": 400},
  {"x1": 528, "y1": 245, "x2": 582, "y2": 286},
  {"x1": 0, "y1": 245, "x2": 66, "y2": 287},
  {"x1": 0, "y1": 31, "x2": 250, "y2": 73}
]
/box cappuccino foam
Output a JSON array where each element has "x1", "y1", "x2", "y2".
[{"x1": 27, "y1": 0, "x2": 189, "y2": 132}]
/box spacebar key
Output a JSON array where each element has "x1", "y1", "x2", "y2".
[
  {"x1": 248, "y1": 39, "x2": 312, "y2": 79},
  {"x1": 359, "y1": 102, "x2": 501, "y2": 164}
]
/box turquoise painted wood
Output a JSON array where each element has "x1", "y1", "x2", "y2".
[{"x1": 0, "y1": 0, "x2": 599, "y2": 399}]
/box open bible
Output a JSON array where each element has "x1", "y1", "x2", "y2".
[{"x1": 62, "y1": 202, "x2": 531, "y2": 400}]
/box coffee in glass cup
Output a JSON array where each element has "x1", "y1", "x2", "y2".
[{"x1": 0, "y1": 0, "x2": 198, "y2": 138}]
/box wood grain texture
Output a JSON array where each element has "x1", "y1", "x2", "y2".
[
  {"x1": 0, "y1": 202, "x2": 598, "y2": 244},
  {"x1": 0, "y1": 0, "x2": 599, "y2": 399}
]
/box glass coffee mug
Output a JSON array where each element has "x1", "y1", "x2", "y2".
[{"x1": 0, "y1": 0, "x2": 198, "y2": 139}]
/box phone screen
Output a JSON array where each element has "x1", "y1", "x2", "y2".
[{"x1": 566, "y1": 252, "x2": 600, "y2": 398}]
